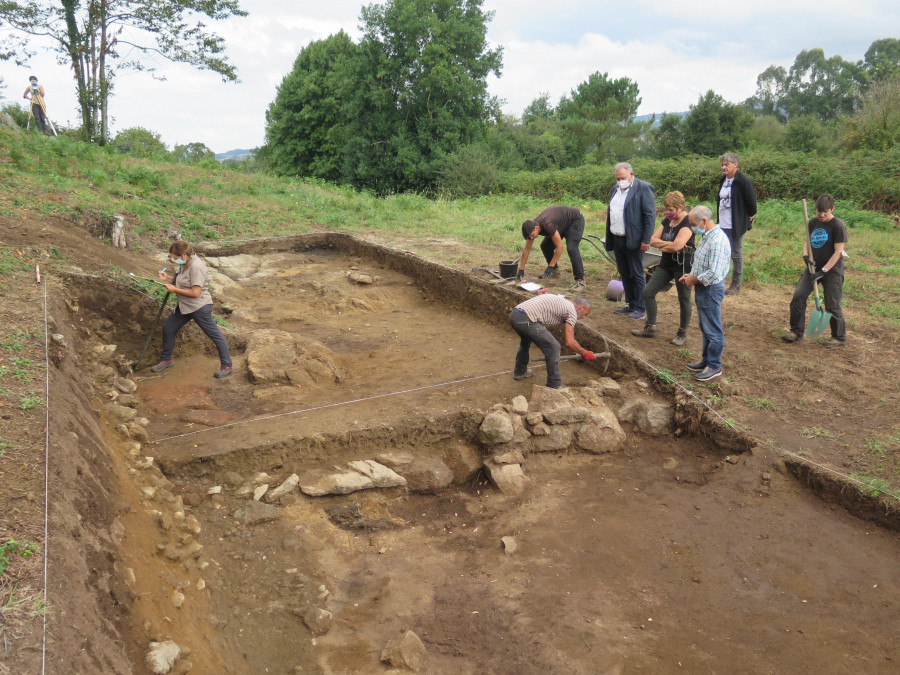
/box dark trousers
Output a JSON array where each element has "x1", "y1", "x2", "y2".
[
  {"x1": 789, "y1": 269, "x2": 845, "y2": 340},
  {"x1": 160, "y1": 304, "x2": 232, "y2": 367},
  {"x1": 611, "y1": 234, "x2": 646, "y2": 312},
  {"x1": 540, "y1": 215, "x2": 585, "y2": 281},
  {"x1": 695, "y1": 282, "x2": 725, "y2": 371},
  {"x1": 643, "y1": 265, "x2": 692, "y2": 330},
  {"x1": 723, "y1": 228, "x2": 743, "y2": 286},
  {"x1": 31, "y1": 103, "x2": 48, "y2": 132},
  {"x1": 509, "y1": 309, "x2": 562, "y2": 388}
]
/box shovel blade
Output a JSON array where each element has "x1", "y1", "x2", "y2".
[{"x1": 806, "y1": 308, "x2": 832, "y2": 337}]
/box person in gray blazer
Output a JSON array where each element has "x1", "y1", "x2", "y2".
[{"x1": 605, "y1": 162, "x2": 656, "y2": 319}]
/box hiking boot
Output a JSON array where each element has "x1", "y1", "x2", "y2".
[
  {"x1": 613, "y1": 305, "x2": 632, "y2": 315},
  {"x1": 823, "y1": 338, "x2": 846, "y2": 348},
  {"x1": 670, "y1": 330, "x2": 687, "y2": 346},
  {"x1": 548, "y1": 384, "x2": 568, "y2": 390},
  {"x1": 686, "y1": 360, "x2": 707, "y2": 372},
  {"x1": 151, "y1": 358, "x2": 174, "y2": 372},
  {"x1": 214, "y1": 364, "x2": 233, "y2": 378},
  {"x1": 694, "y1": 367, "x2": 723, "y2": 382},
  {"x1": 627, "y1": 310, "x2": 646, "y2": 320},
  {"x1": 514, "y1": 371, "x2": 535, "y2": 381},
  {"x1": 631, "y1": 324, "x2": 657, "y2": 338},
  {"x1": 781, "y1": 331, "x2": 803, "y2": 343},
  {"x1": 571, "y1": 280, "x2": 586, "y2": 293},
  {"x1": 724, "y1": 284, "x2": 741, "y2": 296}
]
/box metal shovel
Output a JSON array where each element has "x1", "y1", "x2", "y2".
[{"x1": 802, "y1": 200, "x2": 832, "y2": 337}]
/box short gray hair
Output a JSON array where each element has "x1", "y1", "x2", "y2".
[
  {"x1": 690, "y1": 205, "x2": 713, "y2": 224},
  {"x1": 614, "y1": 162, "x2": 633, "y2": 174},
  {"x1": 573, "y1": 297, "x2": 592, "y2": 311},
  {"x1": 719, "y1": 152, "x2": 738, "y2": 164}
]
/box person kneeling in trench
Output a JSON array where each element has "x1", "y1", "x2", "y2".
[
  {"x1": 509, "y1": 294, "x2": 596, "y2": 389},
  {"x1": 150, "y1": 241, "x2": 233, "y2": 378}
]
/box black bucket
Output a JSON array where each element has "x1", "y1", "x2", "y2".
[{"x1": 499, "y1": 260, "x2": 518, "y2": 278}]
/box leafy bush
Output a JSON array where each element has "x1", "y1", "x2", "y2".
[{"x1": 437, "y1": 145, "x2": 501, "y2": 197}]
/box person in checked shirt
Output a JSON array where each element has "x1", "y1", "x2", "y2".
[{"x1": 678, "y1": 205, "x2": 731, "y2": 382}]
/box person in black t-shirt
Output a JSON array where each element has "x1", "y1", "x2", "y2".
[
  {"x1": 782, "y1": 194, "x2": 849, "y2": 346},
  {"x1": 631, "y1": 191, "x2": 695, "y2": 345},
  {"x1": 518, "y1": 205, "x2": 586, "y2": 292}
]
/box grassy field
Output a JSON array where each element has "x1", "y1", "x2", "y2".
[{"x1": 2, "y1": 128, "x2": 897, "y2": 326}]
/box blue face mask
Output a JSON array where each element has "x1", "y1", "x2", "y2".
[
  {"x1": 691, "y1": 227, "x2": 704, "y2": 236},
  {"x1": 172, "y1": 258, "x2": 186, "y2": 265}
]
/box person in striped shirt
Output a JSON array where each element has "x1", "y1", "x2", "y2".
[
  {"x1": 509, "y1": 294, "x2": 596, "y2": 389},
  {"x1": 678, "y1": 205, "x2": 731, "y2": 382}
]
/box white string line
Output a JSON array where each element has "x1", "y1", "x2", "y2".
[
  {"x1": 41, "y1": 272, "x2": 50, "y2": 675},
  {"x1": 149, "y1": 366, "x2": 541, "y2": 444},
  {"x1": 601, "y1": 332, "x2": 900, "y2": 503}
]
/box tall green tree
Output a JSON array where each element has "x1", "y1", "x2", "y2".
[
  {"x1": 264, "y1": 31, "x2": 358, "y2": 181},
  {"x1": 0, "y1": 1, "x2": 246, "y2": 144},
  {"x1": 862, "y1": 38, "x2": 900, "y2": 83},
  {"x1": 557, "y1": 71, "x2": 643, "y2": 163},
  {"x1": 681, "y1": 90, "x2": 753, "y2": 156},
  {"x1": 648, "y1": 113, "x2": 685, "y2": 159},
  {"x1": 343, "y1": 0, "x2": 502, "y2": 193},
  {"x1": 843, "y1": 75, "x2": 900, "y2": 151}
]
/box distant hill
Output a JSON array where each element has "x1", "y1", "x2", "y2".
[
  {"x1": 636, "y1": 111, "x2": 687, "y2": 127},
  {"x1": 215, "y1": 148, "x2": 254, "y2": 162}
]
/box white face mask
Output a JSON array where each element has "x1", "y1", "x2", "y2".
[{"x1": 617, "y1": 178, "x2": 631, "y2": 190}]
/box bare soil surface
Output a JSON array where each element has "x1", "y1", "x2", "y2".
[{"x1": 0, "y1": 215, "x2": 898, "y2": 674}]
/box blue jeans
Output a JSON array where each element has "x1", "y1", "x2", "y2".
[
  {"x1": 611, "y1": 234, "x2": 646, "y2": 312},
  {"x1": 694, "y1": 282, "x2": 725, "y2": 371},
  {"x1": 160, "y1": 304, "x2": 232, "y2": 367},
  {"x1": 509, "y1": 309, "x2": 562, "y2": 388}
]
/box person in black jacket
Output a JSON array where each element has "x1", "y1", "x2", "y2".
[
  {"x1": 716, "y1": 152, "x2": 757, "y2": 295},
  {"x1": 605, "y1": 162, "x2": 656, "y2": 320}
]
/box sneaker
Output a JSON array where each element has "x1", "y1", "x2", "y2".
[
  {"x1": 823, "y1": 338, "x2": 846, "y2": 348},
  {"x1": 214, "y1": 365, "x2": 233, "y2": 378},
  {"x1": 631, "y1": 324, "x2": 657, "y2": 338},
  {"x1": 781, "y1": 332, "x2": 803, "y2": 343},
  {"x1": 151, "y1": 358, "x2": 174, "y2": 372},
  {"x1": 514, "y1": 371, "x2": 535, "y2": 381},
  {"x1": 694, "y1": 367, "x2": 722, "y2": 382},
  {"x1": 670, "y1": 330, "x2": 687, "y2": 346},
  {"x1": 686, "y1": 360, "x2": 707, "y2": 372},
  {"x1": 613, "y1": 305, "x2": 632, "y2": 315},
  {"x1": 571, "y1": 280, "x2": 586, "y2": 293},
  {"x1": 724, "y1": 285, "x2": 741, "y2": 296},
  {"x1": 627, "y1": 310, "x2": 646, "y2": 320},
  {"x1": 548, "y1": 385, "x2": 568, "y2": 390}
]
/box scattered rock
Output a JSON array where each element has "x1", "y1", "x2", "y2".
[
  {"x1": 510, "y1": 395, "x2": 529, "y2": 415},
  {"x1": 266, "y1": 474, "x2": 300, "y2": 502},
  {"x1": 253, "y1": 484, "x2": 268, "y2": 501},
  {"x1": 617, "y1": 398, "x2": 674, "y2": 436},
  {"x1": 525, "y1": 411, "x2": 544, "y2": 426},
  {"x1": 347, "y1": 271, "x2": 374, "y2": 284},
  {"x1": 115, "y1": 377, "x2": 138, "y2": 394},
  {"x1": 574, "y1": 406, "x2": 626, "y2": 454},
  {"x1": 381, "y1": 631, "x2": 429, "y2": 672},
  {"x1": 303, "y1": 607, "x2": 333, "y2": 636},
  {"x1": 232, "y1": 500, "x2": 279, "y2": 526},
  {"x1": 172, "y1": 590, "x2": 185, "y2": 609},
  {"x1": 531, "y1": 426, "x2": 573, "y2": 453},
  {"x1": 376, "y1": 453, "x2": 454, "y2": 494},
  {"x1": 491, "y1": 450, "x2": 525, "y2": 465},
  {"x1": 442, "y1": 444, "x2": 483, "y2": 484},
  {"x1": 501, "y1": 536, "x2": 518, "y2": 555},
  {"x1": 483, "y1": 460, "x2": 531, "y2": 496},
  {"x1": 478, "y1": 411, "x2": 515, "y2": 444},
  {"x1": 146, "y1": 640, "x2": 181, "y2": 674},
  {"x1": 531, "y1": 422, "x2": 550, "y2": 436},
  {"x1": 110, "y1": 404, "x2": 137, "y2": 423},
  {"x1": 299, "y1": 461, "x2": 406, "y2": 497}
]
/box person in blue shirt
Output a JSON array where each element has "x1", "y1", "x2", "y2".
[{"x1": 678, "y1": 205, "x2": 731, "y2": 382}]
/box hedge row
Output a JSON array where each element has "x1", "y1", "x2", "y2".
[{"x1": 498, "y1": 149, "x2": 900, "y2": 214}]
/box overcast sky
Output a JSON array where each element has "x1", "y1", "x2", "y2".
[{"x1": 2, "y1": 0, "x2": 897, "y2": 153}]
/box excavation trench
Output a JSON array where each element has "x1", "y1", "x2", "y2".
[{"x1": 50, "y1": 234, "x2": 899, "y2": 674}]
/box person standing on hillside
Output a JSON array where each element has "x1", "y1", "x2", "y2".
[
  {"x1": 715, "y1": 152, "x2": 757, "y2": 295},
  {"x1": 782, "y1": 194, "x2": 848, "y2": 347},
  {"x1": 509, "y1": 294, "x2": 596, "y2": 389},
  {"x1": 631, "y1": 191, "x2": 695, "y2": 345},
  {"x1": 150, "y1": 240, "x2": 233, "y2": 378},
  {"x1": 679, "y1": 205, "x2": 730, "y2": 382},
  {"x1": 22, "y1": 75, "x2": 48, "y2": 133},
  {"x1": 517, "y1": 205, "x2": 586, "y2": 292},
  {"x1": 605, "y1": 162, "x2": 656, "y2": 320}
]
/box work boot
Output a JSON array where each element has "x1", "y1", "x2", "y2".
[
  {"x1": 214, "y1": 365, "x2": 233, "y2": 378},
  {"x1": 823, "y1": 337, "x2": 846, "y2": 348},
  {"x1": 724, "y1": 284, "x2": 741, "y2": 296},
  {"x1": 781, "y1": 331, "x2": 803, "y2": 343},
  {"x1": 686, "y1": 360, "x2": 707, "y2": 372},
  {"x1": 613, "y1": 305, "x2": 632, "y2": 315},
  {"x1": 571, "y1": 279, "x2": 586, "y2": 293},
  {"x1": 670, "y1": 329, "x2": 687, "y2": 346},
  {"x1": 151, "y1": 358, "x2": 174, "y2": 372},
  {"x1": 631, "y1": 324, "x2": 657, "y2": 338},
  {"x1": 514, "y1": 371, "x2": 535, "y2": 381}
]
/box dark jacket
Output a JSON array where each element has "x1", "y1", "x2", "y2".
[
  {"x1": 605, "y1": 178, "x2": 656, "y2": 251},
  {"x1": 716, "y1": 171, "x2": 757, "y2": 239}
]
